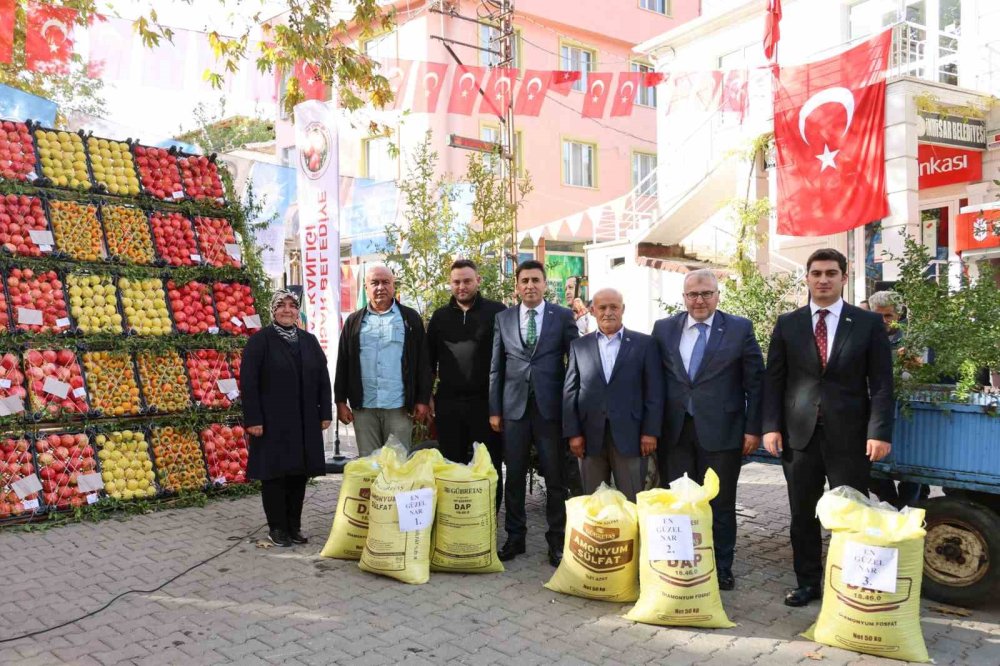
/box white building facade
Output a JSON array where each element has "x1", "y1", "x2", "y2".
[{"x1": 587, "y1": 0, "x2": 1000, "y2": 332}]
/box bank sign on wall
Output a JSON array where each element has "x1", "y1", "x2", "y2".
[{"x1": 917, "y1": 144, "x2": 982, "y2": 189}]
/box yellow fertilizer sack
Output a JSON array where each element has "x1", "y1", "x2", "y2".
[
  {"x1": 359, "y1": 446, "x2": 437, "y2": 584},
  {"x1": 319, "y1": 450, "x2": 381, "y2": 560},
  {"x1": 545, "y1": 483, "x2": 639, "y2": 601},
  {"x1": 430, "y1": 443, "x2": 503, "y2": 573},
  {"x1": 804, "y1": 486, "x2": 930, "y2": 663},
  {"x1": 625, "y1": 469, "x2": 734, "y2": 628}
]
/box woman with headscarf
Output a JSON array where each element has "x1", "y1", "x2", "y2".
[{"x1": 241, "y1": 289, "x2": 333, "y2": 547}]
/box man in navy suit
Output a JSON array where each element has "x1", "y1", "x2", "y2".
[
  {"x1": 652, "y1": 268, "x2": 764, "y2": 591},
  {"x1": 490, "y1": 260, "x2": 579, "y2": 566},
  {"x1": 563, "y1": 289, "x2": 663, "y2": 501}
]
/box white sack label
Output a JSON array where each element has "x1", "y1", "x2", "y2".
[
  {"x1": 216, "y1": 378, "x2": 238, "y2": 395},
  {"x1": 0, "y1": 379, "x2": 10, "y2": 389},
  {"x1": 208, "y1": 326, "x2": 219, "y2": 335},
  {"x1": 396, "y1": 488, "x2": 433, "y2": 532},
  {"x1": 86, "y1": 493, "x2": 99, "y2": 504},
  {"x1": 646, "y1": 514, "x2": 695, "y2": 562},
  {"x1": 17, "y1": 307, "x2": 43, "y2": 326},
  {"x1": 11, "y1": 474, "x2": 42, "y2": 499},
  {"x1": 73, "y1": 387, "x2": 86, "y2": 398},
  {"x1": 243, "y1": 315, "x2": 261, "y2": 329},
  {"x1": 0, "y1": 395, "x2": 25, "y2": 416},
  {"x1": 842, "y1": 540, "x2": 899, "y2": 593},
  {"x1": 56, "y1": 317, "x2": 71, "y2": 328},
  {"x1": 225, "y1": 244, "x2": 241, "y2": 260},
  {"x1": 42, "y1": 377, "x2": 70, "y2": 399},
  {"x1": 21, "y1": 498, "x2": 40, "y2": 511}
]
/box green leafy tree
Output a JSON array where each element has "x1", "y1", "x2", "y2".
[
  {"x1": 173, "y1": 100, "x2": 275, "y2": 153},
  {"x1": 379, "y1": 133, "x2": 460, "y2": 320}
]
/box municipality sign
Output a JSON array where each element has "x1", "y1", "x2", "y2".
[{"x1": 917, "y1": 111, "x2": 986, "y2": 150}]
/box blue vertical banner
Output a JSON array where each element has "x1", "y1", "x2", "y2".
[{"x1": 245, "y1": 162, "x2": 298, "y2": 279}]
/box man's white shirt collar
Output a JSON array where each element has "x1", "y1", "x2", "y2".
[
  {"x1": 597, "y1": 327, "x2": 624, "y2": 342},
  {"x1": 520, "y1": 302, "x2": 544, "y2": 317},
  {"x1": 685, "y1": 312, "x2": 715, "y2": 330},
  {"x1": 810, "y1": 298, "x2": 844, "y2": 317}
]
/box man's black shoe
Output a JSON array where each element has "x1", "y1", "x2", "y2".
[
  {"x1": 718, "y1": 570, "x2": 735, "y2": 590},
  {"x1": 268, "y1": 529, "x2": 293, "y2": 547},
  {"x1": 784, "y1": 585, "x2": 821, "y2": 607},
  {"x1": 498, "y1": 539, "x2": 526, "y2": 561},
  {"x1": 289, "y1": 531, "x2": 309, "y2": 545},
  {"x1": 548, "y1": 545, "x2": 563, "y2": 567}
]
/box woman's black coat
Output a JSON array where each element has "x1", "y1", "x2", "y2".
[{"x1": 241, "y1": 326, "x2": 333, "y2": 480}]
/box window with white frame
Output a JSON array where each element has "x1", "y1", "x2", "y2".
[
  {"x1": 560, "y1": 44, "x2": 594, "y2": 92},
  {"x1": 562, "y1": 140, "x2": 595, "y2": 188},
  {"x1": 364, "y1": 137, "x2": 396, "y2": 181},
  {"x1": 479, "y1": 24, "x2": 521, "y2": 68},
  {"x1": 640, "y1": 0, "x2": 668, "y2": 14},
  {"x1": 361, "y1": 33, "x2": 396, "y2": 61},
  {"x1": 632, "y1": 152, "x2": 657, "y2": 195},
  {"x1": 630, "y1": 61, "x2": 656, "y2": 107}
]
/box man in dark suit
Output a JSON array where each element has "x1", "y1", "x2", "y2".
[
  {"x1": 763, "y1": 248, "x2": 894, "y2": 607},
  {"x1": 490, "y1": 260, "x2": 578, "y2": 566},
  {"x1": 652, "y1": 268, "x2": 764, "y2": 591},
  {"x1": 563, "y1": 288, "x2": 663, "y2": 501}
]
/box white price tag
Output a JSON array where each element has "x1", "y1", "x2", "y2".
[
  {"x1": 28, "y1": 229, "x2": 55, "y2": 246},
  {"x1": 190, "y1": 254, "x2": 202, "y2": 262},
  {"x1": 208, "y1": 326, "x2": 219, "y2": 335},
  {"x1": 646, "y1": 514, "x2": 695, "y2": 562},
  {"x1": 76, "y1": 472, "x2": 105, "y2": 493},
  {"x1": 0, "y1": 379, "x2": 11, "y2": 389},
  {"x1": 215, "y1": 476, "x2": 227, "y2": 486},
  {"x1": 225, "y1": 244, "x2": 241, "y2": 260},
  {"x1": 243, "y1": 315, "x2": 261, "y2": 329},
  {"x1": 173, "y1": 190, "x2": 185, "y2": 199},
  {"x1": 17, "y1": 307, "x2": 43, "y2": 326},
  {"x1": 21, "y1": 498, "x2": 40, "y2": 511},
  {"x1": 72, "y1": 387, "x2": 86, "y2": 398},
  {"x1": 226, "y1": 390, "x2": 240, "y2": 400},
  {"x1": 39, "y1": 244, "x2": 52, "y2": 253},
  {"x1": 215, "y1": 197, "x2": 225, "y2": 204},
  {"x1": 26, "y1": 171, "x2": 38, "y2": 182},
  {"x1": 396, "y1": 488, "x2": 434, "y2": 533},
  {"x1": 0, "y1": 395, "x2": 25, "y2": 416},
  {"x1": 42, "y1": 377, "x2": 70, "y2": 399},
  {"x1": 842, "y1": 541, "x2": 899, "y2": 593},
  {"x1": 230, "y1": 316, "x2": 243, "y2": 328},
  {"x1": 11, "y1": 474, "x2": 42, "y2": 499},
  {"x1": 216, "y1": 378, "x2": 238, "y2": 395},
  {"x1": 55, "y1": 317, "x2": 71, "y2": 328},
  {"x1": 86, "y1": 493, "x2": 99, "y2": 505}
]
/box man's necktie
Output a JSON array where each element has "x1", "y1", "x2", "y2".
[
  {"x1": 815, "y1": 309, "x2": 829, "y2": 370},
  {"x1": 526, "y1": 309, "x2": 537, "y2": 347},
  {"x1": 688, "y1": 322, "x2": 709, "y2": 380}
]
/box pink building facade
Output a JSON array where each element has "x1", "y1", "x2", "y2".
[{"x1": 272, "y1": 0, "x2": 698, "y2": 297}]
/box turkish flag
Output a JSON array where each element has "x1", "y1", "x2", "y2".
[
  {"x1": 480, "y1": 67, "x2": 518, "y2": 117},
  {"x1": 666, "y1": 71, "x2": 722, "y2": 114},
  {"x1": 447, "y1": 64, "x2": 486, "y2": 115},
  {"x1": 581, "y1": 72, "x2": 613, "y2": 118},
  {"x1": 720, "y1": 69, "x2": 748, "y2": 119},
  {"x1": 764, "y1": 0, "x2": 782, "y2": 61},
  {"x1": 773, "y1": 30, "x2": 891, "y2": 236},
  {"x1": 550, "y1": 70, "x2": 581, "y2": 95},
  {"x1": 411, "y1": 61, "x2": 450, "y2": 113},
  {"x1": 610, "y1": 72, "x2": 644, "y2": 117},
  {"x1": 26, "y1": 2, "x2": 77, "y2": 74},
  {"x1": 383, "y1": 59, "x2": 413, "y2": 110},
  {"x1": 87, "y1": 15, "x2": 136, "y2": 81},
  {"x1": 294, "y1": 61, "x2": 325, "y2": 100},
  {"x1": 513, "y1": 70, "x2": 551, "y2": 117},
  {"x1": 644, "y1": 72, "x2": 666, "y2": 88},
  {"x1": 0, "y1": 0, "x2": 15, "y2": 64}
]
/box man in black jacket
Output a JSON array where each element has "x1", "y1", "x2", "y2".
[
  {"x1": 427, "y1": 259, "x2": 506, "y2": 505},
  {"x1": 763, "y1": 248, "x2": 894, "y2": 607},
  {"x1": 334, "y1": 265, "x2": 431, "y2": 455}
]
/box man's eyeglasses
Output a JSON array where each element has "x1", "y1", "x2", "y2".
[{"x1": 683, "y1": 290, "x2": 717, "y2": 301}]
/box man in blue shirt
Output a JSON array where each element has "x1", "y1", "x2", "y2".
[{"x1": 335, "y1": 265, "x2": 431, "y2": 455}]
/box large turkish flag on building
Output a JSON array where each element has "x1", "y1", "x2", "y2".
[
  {"x1": 25, "y1": 2, "x2": 77, "y2": 74},
  {"x1": 0, "y1": 0, "x2": 15, "y2": 64},
  {"x1": 773, "y1": 30, "x2": 891, "y2": 236}
]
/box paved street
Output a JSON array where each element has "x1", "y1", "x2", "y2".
[{"x1": 0, "y1": 461, "x2": 997, "y2": 665}]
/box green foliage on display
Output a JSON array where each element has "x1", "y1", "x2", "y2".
[{"x1": 890, "y1": 237, "x2": 1000, "y2": 400}]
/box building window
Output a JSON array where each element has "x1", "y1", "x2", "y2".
[
  {"x1": 360, "y1": 33, "x2": 396, "y2": 61},
  {"x1": 363, "y1": 137, "x2": 396, "y2": 181},
  {"x1": 480, "y1": 126, "x2": 523, "y2": 175},
  {"x1": 479, "y1": 24, "x2": 521, "y2": 69},
  {"x1": 639, "y1": 0, "x2": 668, "y2": 14},
  {"x1": 630, "y1": 61, "x2": 656, "y2": 107},
  {"x1": 280, "y1": 146, "x2": 297, "y2": 168},
  {"x1": 631, "y1": 152, "x2": 657, "y2": 195},
  {"x1": 562, "y1": 139, "x2": 596, "y2": 188},
  {"x1": 560, "y1": 44, "x2": 595, "y2": 92}
]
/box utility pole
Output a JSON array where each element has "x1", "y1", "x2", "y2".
[{"x1": 431, "y1": 0, "x2": 519, "y2": 277}]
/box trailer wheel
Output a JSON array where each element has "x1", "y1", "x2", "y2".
[{"x1": 921, "y1": 497, "x2": 1000, "y2": 607}]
